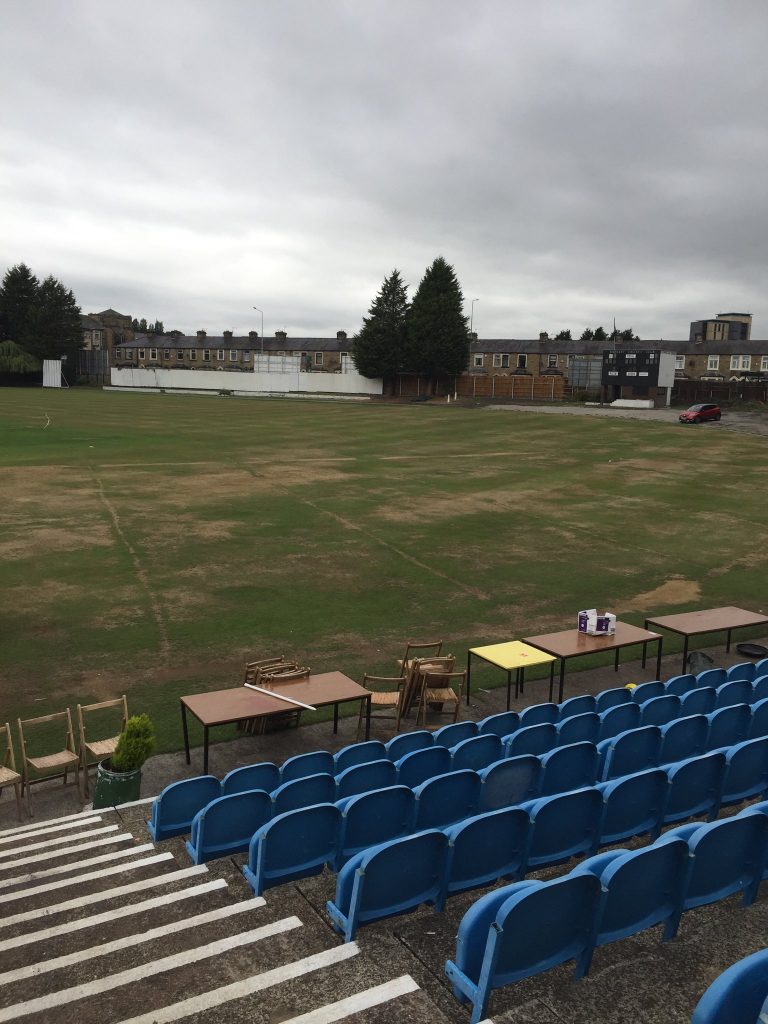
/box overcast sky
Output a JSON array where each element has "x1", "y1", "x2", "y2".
[{"x1": 2, "y1": 0, "x2": 767, "y2": 339}]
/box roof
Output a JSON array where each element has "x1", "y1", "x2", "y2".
[
  {"x1": 124, "y1": 334, "x2": 352, "y2": 353},
  {"x1": 80, "y1": 315, "x2": 102, "y2": 329},
  {"x1": 470, "y1": 337, "x2": 768, "y2": 355}
]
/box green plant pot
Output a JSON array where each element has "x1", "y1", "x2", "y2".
[{"x1": 92, "y1": 759, "x2": 142, "y2": 809}]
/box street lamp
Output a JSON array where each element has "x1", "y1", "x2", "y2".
[
  {"x1": 252, "y1": 306, "x2": 264, "y2": 355},
  {"x1": 470, "y1": 298, "x2": 479, "y2": 336}
]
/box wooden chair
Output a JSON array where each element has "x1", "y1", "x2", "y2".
[
  {"x1": 76, "y1": 696, "x2": 128, "y2": 797},
  {"x1": 356, "y1": 675, "x2": 408, "y2": 741},
  {"x1": 252, "y1": 667, "x2": 311, "y2": 734},
  {"x1": 244, "y1": 655, "x2": 296, "y2": 686},
  {"x1": 397, "y1": 640, "x2": 443, "y2": 678},
  {"x1": 18, "y1": 710, "x2": 81, "y2": 816},
  {"x1": 403, "y1": 655, "x2": 456, "y2": 720},
  {"x1": 0, "y1": 722, "x2": 23, "y2": 821},
  {"x1": 417, "y1": 669, "x2": 467, "y2": 728}
]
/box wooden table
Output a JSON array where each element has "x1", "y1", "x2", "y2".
[
  {"x1": 466, "y1": 641, "x2": 557, "y2": 709},
  {"x1": 180, "y1": 671, "x2": 372, "y2": 773},
  {"x1": 643, "y1": 606, "x2": 768, "y2": 674},
  {"x1": 523, "y1": 621, "x2": 663, "y2": 702}
]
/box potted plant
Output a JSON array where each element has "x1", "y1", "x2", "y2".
[{"x1": 92, "y1": 713, "x2": 155, "y2": 809}]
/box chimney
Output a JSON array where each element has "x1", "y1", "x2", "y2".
[
  {"x1": 539, "y1": 332, "x2": 549, "y2": 342},
  {"x1": 196, "y1": 329, "x2": 206, "y2": 339},
  {"x1": 336, "y1": 330, "x2": 347, "y2": 340},
  {"x1": 223, "y1": 330, "x2": 233, "y2": 340},
  {"x1": 275, "y1": 330, "x2": 287, "y2": 340},
  {"x1": 249, "y1": 331, "x2": 259, "y2": 338},
  {"x1": 470, "y1": 331, "x2": 478, "y2": 341}
]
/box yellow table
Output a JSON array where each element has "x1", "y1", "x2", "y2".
[{"x1": 466, "y1": 641, "x2": 557, "y2": 710}]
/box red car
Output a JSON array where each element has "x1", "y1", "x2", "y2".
[{"x1": 679, "y1": 403, "x2": 722, "y2": 423}]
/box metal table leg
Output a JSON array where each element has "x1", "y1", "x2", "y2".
[
  {"x1": 333, "y1": 703, "x2": 339, "y2": 734},
  {"x1": 682, "y1": 636, "x2": 689, "y2": 674},
  {"x1": 365, "y1": 695, "x2": 372, "y2": 740},
  {"x1": 466, "y1": 650, "x2": 472, "y2": 706},
  {"x1": 506, "y1": 669, "x2": 512, "y2": 711},
  {"x1": 656, "y1": 638, "x2": 663, "y2": 680},
  {"x1": 548, "y1": 662, "x2": 555, "y2": 703},
  {"x1": 558, "y1": 659, "x2": 566, "y2": 702},
  {"x1": 614, "y1": 647, "x2": 620, "y2": 672},
  {"x1": 641, "y1": 641, "x2": 647, "y2": 669},
  {"x1": 203, "y1": 725, "x2": 209, "y2": 775},
  {"x1": 181, "y1": 701, "x2": 190, "y2": 765},
  {"x1": 726, "y1": 628, "x2": 733, "y2": 653}
]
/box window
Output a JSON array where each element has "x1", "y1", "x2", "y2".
[
  {"x1": 149, "y1": 348, "x2": 157, "y2": 360},
  {"x1": 492, "y1": 353, "x2": 510, "y2": 368},
  {"x1": 138, "y1": 348, "x2": 145, "y2": 360},
  {"x1": 276, "y1": 350, "x2": 285, "y2": 356},
  {"x1": 230, "y1": 349, "x2": 237, "y2": 361},
  {"x1": 473, "y1": 354, "x2": 484, "y2": 368},
  {"x1": 314, "y1": 352, "x2": 323, "y2": 365},
  {"x1": 217, "y1": 349, "x2": 225, "y2": 360},
  {"x1": 675, "y1": 355, "x2": 685, "y2": 370},
  {"x1": 164, "y1": 349, "x2": 171, "y2": 359},
  {"x1": 94, "y1": 331, "x2": 102, "y2": 343},
  {"x1": 203, "y1": 349, "x2": 211, "y2": 361},
  {"x1": 762, "y1": 356, "x2": 768, "y2": 372},
  {"x1": 730, "y1": 355, "x2": 751, "y2": 370},
  {"x1": 189, "y1": 349, "x2": 197, "y2": 360},
  {"x1": 547, "y1": 354, "x2": 558, "y2": 368},
  {"x1": 242, "y1": 350, "x2": 250, "y2": 361},
  {"x1": 517, "y1": 354, "x2": 527, "y2": 369},
  {"x1": 707, "y1": 355, "x2": 720, "y2": 371},
  {"x1": 177, "y1": 350, "x2": 185, "y2": 359}
]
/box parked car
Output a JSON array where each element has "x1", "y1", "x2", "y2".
[{"x1": 679, "y1": 403, "x2": 722, "y2": 423}]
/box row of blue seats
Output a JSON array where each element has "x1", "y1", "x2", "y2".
[
  {"x1": 691, "y1": 947, "x2": 768, "y2": 1024},
  {"x1": 186, "y1": 702, "x2": 768, "y2": 861},
  {"x1": 445, "y1": 801, "x2": 768, "y2": 1023},
  {"x1": 322, "y1": 737, "x2": 768, "y2": 941},
  {"x1": 150, "y1": 698, "x2": 768, "y2": 844}
]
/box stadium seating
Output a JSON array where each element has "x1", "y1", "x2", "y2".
[
  {"x1": 244, "y1": 802, "x2": 341, "y2": 894},
  {"x1": 450, "y1": 733, "x2": 503, "y2": 772},
  {"x1": 186, "y1": 789, "x2": 272, "y2": 863},
  {"x1": 147, "y1": 774, "x2": 220, "y2": 841},
  {"x1": 596, "y1": 767, "x2": 667, "y2": 844},
  {"x1": 414, "y1": 770, "x2": 481, "y2": 830},
  {"x1": 726, "y1": 661, "x2": 756, "y2": 682},
  {"x1": 444, "y1": 806, "x2": 529, "y2": 894},
  {"x1": 518, "y1": 702, "x2": 559, "y2": 727},
  {"x1": 334, "y1": 739, "x2": 388, "y2": 774},
  {"x1": 691, "y1": 947, "x2": 768, "y2": 1024},
  {"x1": 477, "y1": 710, "x2": 519, "y2": 737},
  {"x1": 540, "y1": 742, "x2": 599, "y2": 796},
  {"x1": 385, "y1": 729, "x2": 432, "y2": 761},
  {"x1": 478, "y1": 755, "x2": 541, "y2": 810},
  {"x1": 558, "y1": 694, "x2": 596, "y2": 719},
  {"x1": 335, "y1": 758, "x2": 397, "y2": 799},
  {"x1": 221, "y1": 761, "x2": 279, "y2": 796},
  {"x1": 555, "y1": 711, "x2": 600, "y2": 746},
  {"x1": 335, "y1": 784, "x2": 415, "y2": 868}
]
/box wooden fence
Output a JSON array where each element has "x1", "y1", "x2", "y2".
[{"x1": 674, "y1": 379, "x2": 768, "y2": 405}]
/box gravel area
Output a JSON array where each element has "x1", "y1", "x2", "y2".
[{"x1": 486, "y1": 403, "x2": 768, "y2": 436}]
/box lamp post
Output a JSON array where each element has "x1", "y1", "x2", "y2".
[
  {"x1": 252, "y1": 306, "x2": 264, "y2": 355},
  {"x1": 470, "y1": 298, "x2": 479, "y2": 336}
]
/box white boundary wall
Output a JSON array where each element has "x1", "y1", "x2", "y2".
[{"x1": 110, "y1": 366, "x2": 383, "y2": 396}]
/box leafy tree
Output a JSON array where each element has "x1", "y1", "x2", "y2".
[
  {"x1": 580, "y1": 328, "x2": 594, "y2": 341},
  {"x1": 0, "y1": 340, "x2": 41, "y2": 373},
  {"x1": 25, "y1": 276, "x2": 82, "y2": 363},
  {"x1": 0, "y1": 263, "x2": 39, "y2": 345},
  {"x1": 609, "y1": 326, "x2": 639, "y2": 342},
  {"x1": 139, "y1": 318, "x2": 148, "y2": 332},
  {"x1": 150, "y1": 320, "x2": 164, "y2": 335},
  {"x1": 405, "y1": 257, "x2": 469, "y2": 384},
  {"x1": 352, "y1": 269, "x2": 409, "y2": 379},
  {"x1": 554, "y1": 329, "x2": 572, "y2": 340},
  {"x1": 593, "y1": 326, "x2": 608, "y2": 341},
  {"x1": 131, "y1": 318, "x2": 140, "y2": 331}
]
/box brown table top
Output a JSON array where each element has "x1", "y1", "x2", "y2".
[
  {"x1": 181, "y1": 671, "x2": 367, "y2": 727},
  {"x1": 644, "y1": 606, "x2": 768, "y2": 637},
  {"x1": 523, "y1": 621, "x2": 661, "y2": 659}
]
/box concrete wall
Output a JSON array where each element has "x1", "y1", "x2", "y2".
[{"x1": 110, "y1": 365, "x2": 383, "y2": 396}]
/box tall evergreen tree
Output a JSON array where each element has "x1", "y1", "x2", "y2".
[
  {"x1": 25, "y1": 276, "x2": 82, "y2": 363},
  {"x1": 405, "y1": 257, "x2": 469, "y2": 383},
  {"x1": 0, "y1": 263, "x2": 39, "y2": 345},
  {"x1": 554, "y1": 329, "x2": 572, "y2": 340},
  {"x1": 352, "y1": 269, "x2": 409, "y2": 379}
]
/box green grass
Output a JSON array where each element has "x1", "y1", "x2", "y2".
[{"x1": 1, "y1": 388, "x2": 767, "y2": 754}]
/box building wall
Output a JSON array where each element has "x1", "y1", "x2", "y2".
[{"x1": 110, "y1": 365, "x2": 382, "y2": 396}]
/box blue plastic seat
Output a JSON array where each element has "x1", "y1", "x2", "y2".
[
  {"x1": 221, "y1": 762, "x2": 280, "y2": 796},
  {"x1": 147, "y1": 775, "x2": 221, "y2": 841},
  {"x1": 558, "y1": 694, "x2": 596, "y2": 720},
  {"x1": 333, "y1": 740, "x2": 388, "y2": 774},
  {"x1": 752, "y1": 675, "x2": 768, "y2": 704},
  {"x1": 478, "y1": 755, "x2": 542, "y2": 811},
  {"x1": 336, "y1": 785, "x2": 415, "y2": 868},
  {"x1": 571, "y1": 837, "x2": 689, "y2": 972},
  {"x1": 664, "y1": 673, "x2": 696, "y2": 697},
  {"x1": 540, "y1": 742, "x2": 598, "y2": 797},
  {"x1": 680, "y1": 686, "x2": 717, "y2": 717},
  {"x1": 243, "y1": 802, "x2": 341, "y2": 895},
  {"x1": 640, "y1": 694, "x2": 680, "y2": 727},
  {"x1": 595, "y1": 686, "x2": 632, "y2": 713},
  {"x1": 659, "y1": 714, "x2": 709, "y2": 764},
  {"x1": 631, "y1": 680, "x2": 665, "y2": 704},
  {"x1": 414, "y1": 769, "x2": 481, "y2": 830},
  {"x1": 556, "y1": 712, "x2": 600, "y2": 746},
  {"x1": 518, "y1": 703, "x2": 559, "y2": 727},
  {"x1": 445, "y1": 874, "x2": 601, "y2": 1024},
  {"x1": 692, "y1": 948, "x2": 768, "y2": 1024},
  {"x1": 599, "y1": 725, "x2": 661, "y2": 781},
  {"x1": 335, "y1": 759, "x2": 397, "y2": 799},
  {"x1": 706, "y1": 704, "x2": 751, "y2": 750},
  {"x1": 596, "y1": 768, "x2": 667, "y2": 845},
  {"x1": 522, "y1": 788, "x2": 603, "y2": 867},
  {"x1": 756, "y1": 658, "x2": 768, "y2": 676},
  {"x1": 727, "y1": 661, "x2": 756, "y2": 682},
  {"x1": 721, "y1": 737, "x2": 768, "y2": 806},
  {"x1": 433, "y1": 721, "x2": 478, "y2": 748},
  {"x1": 478, "y1": 711, "x2": 519, "y2": 738},
  {"x1": 505, "y1": 722, "x2": 557, "y2": 757},
  {"x1": 280, "y1": 750, "x2": 335, "y2": 783},
  {"x1": 750, "y1": 697, "x2": 768, "y2": 740},
  {"x1": 395, "y1": 745, "x2": 451, "y2": 789},
  {"x1": 385, "y1": 730, "x2": 433, "y2": 761},
  {"x1": 327, "y1": 829, "x2": 448, "y2": 942},
  {"x1": 715, "y1": 679, "x2": 754, "y2": 709},
  {"x1": 664, "y1": 814, "x2": 768, "y2": 910},
  {"x1": 664, "y1": 751, "x2": 725, "y2": 824},
  {"x1": 450, "y1": 733, "x2": 502, "y2": 773},
  {"x1": 186, "y1": 789, "x2": 272, "y2": 863},
  {"x1": 445, "y1": 807, "x2": 529, "y2": 894},
  {"x1": 697, "y1": 668, "x2": 728, "y2": 689},
  {"x1": 271, "y1": 773, "x2": 337, "y2": 815},
  {"x1": 598, "y1": 702, "x2": 640, "y2": 742}
]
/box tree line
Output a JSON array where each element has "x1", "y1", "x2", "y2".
[
  {"x1": 131, "y1": 318, "x2": 164, "y2": 334},
  {"x1": 550, "y1": 327, "x2": 640, "y2": 342},
  {"x1": 352, "y1": 257, "x2": 469, "y2": 385},
  {"x1": 0, "y1": 263, "x2": 82, "y2": 371}
]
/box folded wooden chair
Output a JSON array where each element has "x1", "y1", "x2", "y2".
[
  {"x1": 403, "y1": 655, "x2": 456, "y2": 720},
  {"x1": 241, "y1": 657, "x2": 298, "y2": 733},
  {"x1": 417, "y1": 668, "x2": 467, "y2": 728},
  {"x1": 356, "y1": 675, "x2": 408, "y2": 741},
  {"x1": 397, "y1": 639, "x2": 443, "y2": 678},
  {"x1": 77, "y1": 696, "x2": 128, "y2": 797},
  {"x1": 252, "y1": 666, "x2": 311, "y2": 734},
  {"x1": 0, "y1": 722, "x2": 23, "y2": 821},
  {"x1": 18, "y1": 709, "x2": 81, "y2": 816}
]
